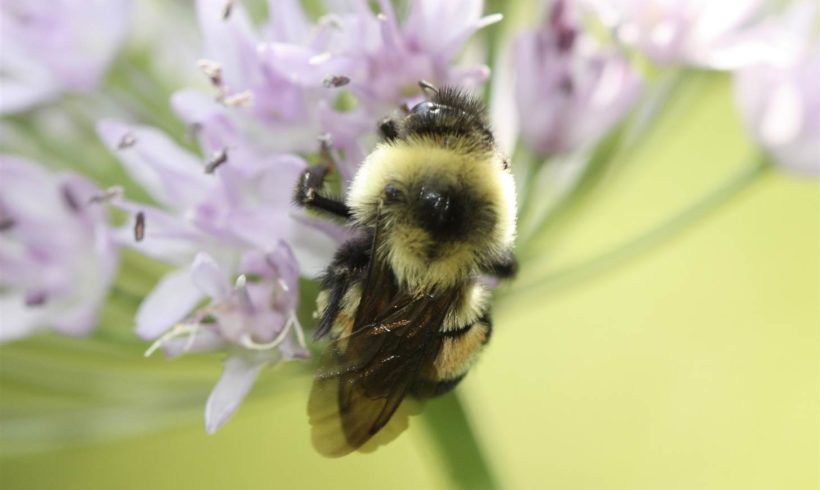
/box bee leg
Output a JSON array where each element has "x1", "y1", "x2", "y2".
[
  {"x1": 378, "y1": 117, "x2": 399, "y2": 142},
  {"x1": 485, "y1": 251, "x2": 518, "y2": 279},
  {"x1": 315, "y1": 234, "x2": 372, "y2": 339},
  {"x1": 293, "y1": 164, "x2": 352, "y2": 220}
]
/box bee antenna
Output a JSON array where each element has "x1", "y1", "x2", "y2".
[{"x1": 418, "y1": 80, "x2": 438, "y2": 97}]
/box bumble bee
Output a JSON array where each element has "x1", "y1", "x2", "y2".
[{"x1": 294, "y1": 82, "x2": 517, "y2": 456}]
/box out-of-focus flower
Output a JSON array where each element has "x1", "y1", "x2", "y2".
[
  {"x1": 0, "y1": 156, "x2": 118, "y2": 341},
  {"x1": 173, "y1": 0, "x2": 501, "y2": 180},
  {"x1": 97, "y1": 120, "x2": 325, "y2": 431},
  {"x1": 0, "y1": 0, "x2": 131, "y2": 114},
  {"x1": 583, "y1": 0, "x2": 772, "y2": 69},
  {"x1": 734, "y1": 2, "x2": 820, "y2": 175},
  {"x1": 513, "y1": 0, "x2": 642, "y2": 155}
]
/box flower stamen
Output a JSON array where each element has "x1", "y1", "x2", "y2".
[
  {"x1": 134, "y1": 211, "x2": 145, "y2": 241},
  {"x1": 144, "y1": 323, "x2": 201, "y2": 357},
  {"x1": 117, "y1": 132, "x2": 137, "y2": 149},
  {"x1": 205, "y1": 148, "x2": 229, "y2": 174}
]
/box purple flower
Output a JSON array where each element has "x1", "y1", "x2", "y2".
[
  {"x1": 97, "y1": 0, "x2": 501, "y2": 433},
  {"x1": 173, "y1": 0, "x2": 501, "y2": 180},
  {"x1": 97, "y1": 119, "x2": 328, "y2": 431},
  {"x1": 734, "y1": 2, "x2": 820, "y2": 175},
  {"x1": 330, "y1": 0, "x2": 502, "y2": 111},
  {"x1": 513, "y1": 0, "x2": 642, "y2": 155},
  {"x1": 150, "y1": 248, "x2": 308, "y2": 434},
  {"x1": 0, "y1": 0, "x2": 131, "y2": 114},
  {"x1": 0, "y1": 156, "x2": 118, "y2": 341},
  {"x1": 583, "y1": 0, "x2": 771, "y2": 69}
]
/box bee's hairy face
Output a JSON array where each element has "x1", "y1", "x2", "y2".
[{"x1": 381, "y1": 176, "x2": 494, "y2": 245}]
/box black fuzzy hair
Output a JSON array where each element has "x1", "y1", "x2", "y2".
[{"x1": 394, "y1": 86, "x2": 495, "y2": 152}]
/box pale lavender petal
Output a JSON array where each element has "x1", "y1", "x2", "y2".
[
  {"x1": 0, "y1": 294, "x2": 46, "y2": 342},
  {"x1": 513, "y1": 1, "x2": 642, "y2": 155},
  {"x1": 0, "y1": 156, "x2": 117, "y2": 342},
  {"x1": 0, "y1": 0, "x2": 131, "y2": 113},
  {"x1": 196, "y1": 0, "x2": 260, "y2": 90},
  {"x1": 136, "y1": 267, "x2": 203, "y2": 339},
  {"x1": 265, "y1": 0, "x2": 311, "y2": 44},
  {"x1": 204, "y1": 354, "x2": 270, "y2": 433},
  {"x1": 52, "y1": 302, "x2": 100, "y2": 337},
  {"x1": 97, "y1": 120, "x2": 216, "y2": 210},
  {"x1": 190, "y1": 252, "x2": 230, "y2": 300}
]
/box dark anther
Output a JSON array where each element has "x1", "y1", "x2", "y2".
[
  {"x1": 25, "y1": 291, "x2": 47, "y2": 307},
  {"x1": 205, "y1": 148, "x2": 228, "y2": 174},
  {"x1": 117, "y1": 132, "x2": 137, "y2": 150},
  {"x1": 61, "y1": 185, "x2": 81, "y2": 213},
  {"x1": 559, "y1": 75, "x2": 574, "y2": 94},
  {"x1": 322, "y1": 75, "x2": 351, "y2": 88},
  {"x1": 0, "y1": 217, "x2": 15, "y2": 232},
  {"x1": 134, "y1": 211, "x2": 146, "y2": 242},
  {"x1": 222, "y1": 0, "x2": 234, "y2": 20},
  {"x1": 187, "y1": 123, "x2": 203, "y2": 143}
]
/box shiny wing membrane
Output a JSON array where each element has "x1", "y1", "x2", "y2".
[{"x1": 308, "y1": 220, "x2": 457, "y2": 457}]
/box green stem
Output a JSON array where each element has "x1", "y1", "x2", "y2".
[
  {"x1": 504, "y1": 156, "x2": 772, "y2": 301},
  {"x1": 421, "y1": 392, "x2": 499, "y2": 490}
]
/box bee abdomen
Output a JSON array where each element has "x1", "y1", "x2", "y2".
[{"x1": 412, "y1": 314, "x2": 492, "y2": 398}]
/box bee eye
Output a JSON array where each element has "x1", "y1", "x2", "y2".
[
  {"x1": 384, "y1": 183, "x2": 403, "y2": 202},
  {"x1": 410, "y1": 101, "x2": 440, "y2": 115}
]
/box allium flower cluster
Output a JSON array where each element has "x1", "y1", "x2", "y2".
[
  {"x1": 0, "y1": 156, "x2": 118, "y2": 341},
  {"x1": 0, "y1": 0, "x2": 131, "y2": 114},
  {"x1": 98, "y1": 0, "x2": 502, "y2": 431},
  {"x1": 174, "y1": 0, "x2": 501, "y2": 181}
]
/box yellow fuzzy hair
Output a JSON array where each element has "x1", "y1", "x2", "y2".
[{"x1": 346, "y1": 138, "x2": 517, "y2": 292}]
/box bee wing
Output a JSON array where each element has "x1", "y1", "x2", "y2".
[
  {"x1": 308, "y1": 217, "x2": 457, "y2": 456},
  {"x1": 308, "y1": 290, "x2": 455, "y2": 457}
]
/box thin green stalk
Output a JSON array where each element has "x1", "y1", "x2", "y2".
[
  {"x1": 421, "y1": 392, "x2": 499, "y2": 490},
  {"x1": 503, "y1": 156, "x2": 772, "y2": 302}
]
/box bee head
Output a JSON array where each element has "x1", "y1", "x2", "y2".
[{"x1": 346, "y1": 85, "x2": 517, "y2": 290}]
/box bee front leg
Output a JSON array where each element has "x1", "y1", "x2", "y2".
[{"x1": 293, "y1": 139, "x2": 353, "y2": 220}]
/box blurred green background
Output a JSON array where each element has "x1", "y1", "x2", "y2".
[{"x1": 1, "y1": 64, "x2": 817, "y2": 489}]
